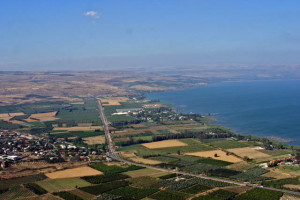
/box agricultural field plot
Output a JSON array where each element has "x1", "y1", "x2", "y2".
[
  {"x1": 28, "y1": 111, "x2": 58, "y2": 121},
  {"x1": 53, "y1": 126, "x2": 103, "y2": 131},
  {"x1": 36, "y1": 178, "x2": 91, "y2": 192},
  {"x1": 152, "y1": 139, "x2": 214, "y2": 154},
  {"x1": 150, "y1": 190, "x2": 190, "y2": 200},
  {"x1": 120, "y1": 151, "x2": 162, "y2": 165},
  {"x1": 101, "y1": 97, "x2": 129, "y2": 106},
  {"x1": 231, "y1": 167, "x2": 271, "y2": 182},
  {"x1": 17, "y1": 193, "x2": 63, "y2": 200},
  {"x1": 225, "y1": 161, "x2": 255, "y2": 172},
  {"x1": 0, "y1": 185, "x2": 36, "y2": 200},
  {"x1": 129, "y1": 176, "x2": 162, "y2": 189},
  {"x1": 227, "y1": 147, "x2": 270, "y2": 159},
  {"x1": 107, "y1": 115, "x2": 138, "y2": 123},
  {"x1": 142, "y1": 139, "x2": 188, "y2": 149},
  {"x1": 45, "y1": 166, "x2": 102, "y2": 179},
  {"x1": 56, "y1": 99, "x2": 102, "y2": 126},
  {"x1": 69, "y1": 189, "x2": 96, "y2": 200},
  {"x1": 107, "y1": 186, "x2": 159, "y2": 199},
  {"x1": 90, "y1": 163, "x2": 143, "y2": 175},
  {"x1": 234, "y1": 188, "x2": 283, "y2": 200},
  {"x1": 52, "y1": 130, "x2": 103, "y2": 138},
  {"x1": 133, "y1": 135, "x2": 153, "y2": 141},
  {"x1": 124, "y1": 168, "x2": 163, "y2": 178},
  {"x1": 193, "y1": 189, "x2": 237, "y2": 200},
  {"x1": 180, "y1": 184, "x2": 212, "y2": 194},
  {"x1": 83, "y1": 135, "x2": 106, "y2": 145},
  {"x1": 0, "y1": 174, "x2": 47, "y2": 190},
  {"x1": 0, "y1": 112, "x2": 25, "y2": 121},
  {"x1": 258, "y1": 149, "x2": 293, "y2": 156},
  {"x1": 185, "y1": 150, "x2": 242, "y2": 163},
  {"x1": 222, "y1": 186, "x2": 252, "y2": 194},
  {"x1": 262, "y1": 168, "x2": 293, "y2": 179},
  {"x1": 262, "y1": 177, "x2": 300, "y2": 189},
  {"x1": 205, "y1": 139, "x2": 258, "y2": 149}
]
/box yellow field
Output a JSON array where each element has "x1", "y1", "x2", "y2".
[
  {"x1": 185, "y1": 150, "x2": 242, "y2": 163},
  {"x1": 120, "y1": 151, "x2": 162, "y2": 165},
  {"x1": 83, "y1": 136, "x2": 106, "y2": 145},
  {"x1": 284, "y1": 184, "x2": 300, "y2": 191},
  {"x1": 225, "y1": 161, "x2": 255, "y2": 171},
  {"x1": 53, "y1": 126, "x2": 102, "y2": 131},
  {"x1": 102, "y1": 97, "x2": 129, "y2": 106},
  {"x1": 0, "y1": 112, "x2": 25, "y2": 121},
  {"x1": 29, "y1": 111, "x2": 59, "y2": 121},
  {"x1": 227, "y1": 147, "x2": 270, "y2": 159},
  {"x1": 142, "y1": 139, "x2": 188, "y2": 149},
  {"x1": 23, "y1": 118, "x2": 37, "y2": 122},
  {"x1": 45, "y1": 166, "x2": 102, "y2": 179}
]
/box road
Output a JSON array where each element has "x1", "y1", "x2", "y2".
[{"x1": 97, "y1": 99, "x2": 300, "y2": 196}]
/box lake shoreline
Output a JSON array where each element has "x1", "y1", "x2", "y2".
[{"x1": 146, "y1": 80, "x2": 300, "y2": 146}]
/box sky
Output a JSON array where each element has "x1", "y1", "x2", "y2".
[{"x1": 1, "y1": 0, "x2": 300, "y2": 70}]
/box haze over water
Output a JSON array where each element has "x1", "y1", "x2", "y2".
[{"x1": 147, "y1": 80, "x2": 300, "y2": 145}]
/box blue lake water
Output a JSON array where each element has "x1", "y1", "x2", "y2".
[{"x1": 146, "y1": 80, "x2": 300, "y2": 145}]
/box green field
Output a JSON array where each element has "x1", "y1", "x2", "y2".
[
  {"x1": 36, "y1": 178, "x2": 91, "y2": 192},
  {"x1": 153, "y1": 139, "x2": 214, "y2": 153},
  {"x1": 0, "y1": 174, "x2": 46, "y2": 190},
  {"x1": 107, "y1": 115, "x2": 138, "y2": 122},
  {"x1": 0, "y1": 185, "x2": 36, "y2": 200},
  {"x1": 56, "y1": 99, "x2": 102, "y2": 126},
  {"x1": 181, "y1": 184, "x2": 212, "y2": 194},
  {"x1": 124, "y1": 168, "x2": 162, "y2": 178},
  {"x1": 206, "y1": 139, "x2": 257, "y2": 149},
  {"x1": 150, "y1": 190, "x2": 189, "y2": 200},
  {"x1": 193, "y1": 189, "x2": 236, "y2": 200},
  {"x1": 234, "y1": 188, "x2": 283, "y2": 200},
  {"x1": 133, "y1": 136, "x2": 153, "y2": 142},
  {"x1": 52, "y1": 130, "x2": 104, "y2": 138}
]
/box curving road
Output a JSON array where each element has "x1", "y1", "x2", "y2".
[{"x1": 97, "y1": 99, "x2": 300, "y2": 196}]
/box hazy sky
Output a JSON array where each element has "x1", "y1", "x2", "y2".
[{"x1": 1, "y1": 0, "x2": 300, "y2": 70}]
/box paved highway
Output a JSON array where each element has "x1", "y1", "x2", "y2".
[{"x1": 97, "y1": 99, "x2": 300, "y2": 196}]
